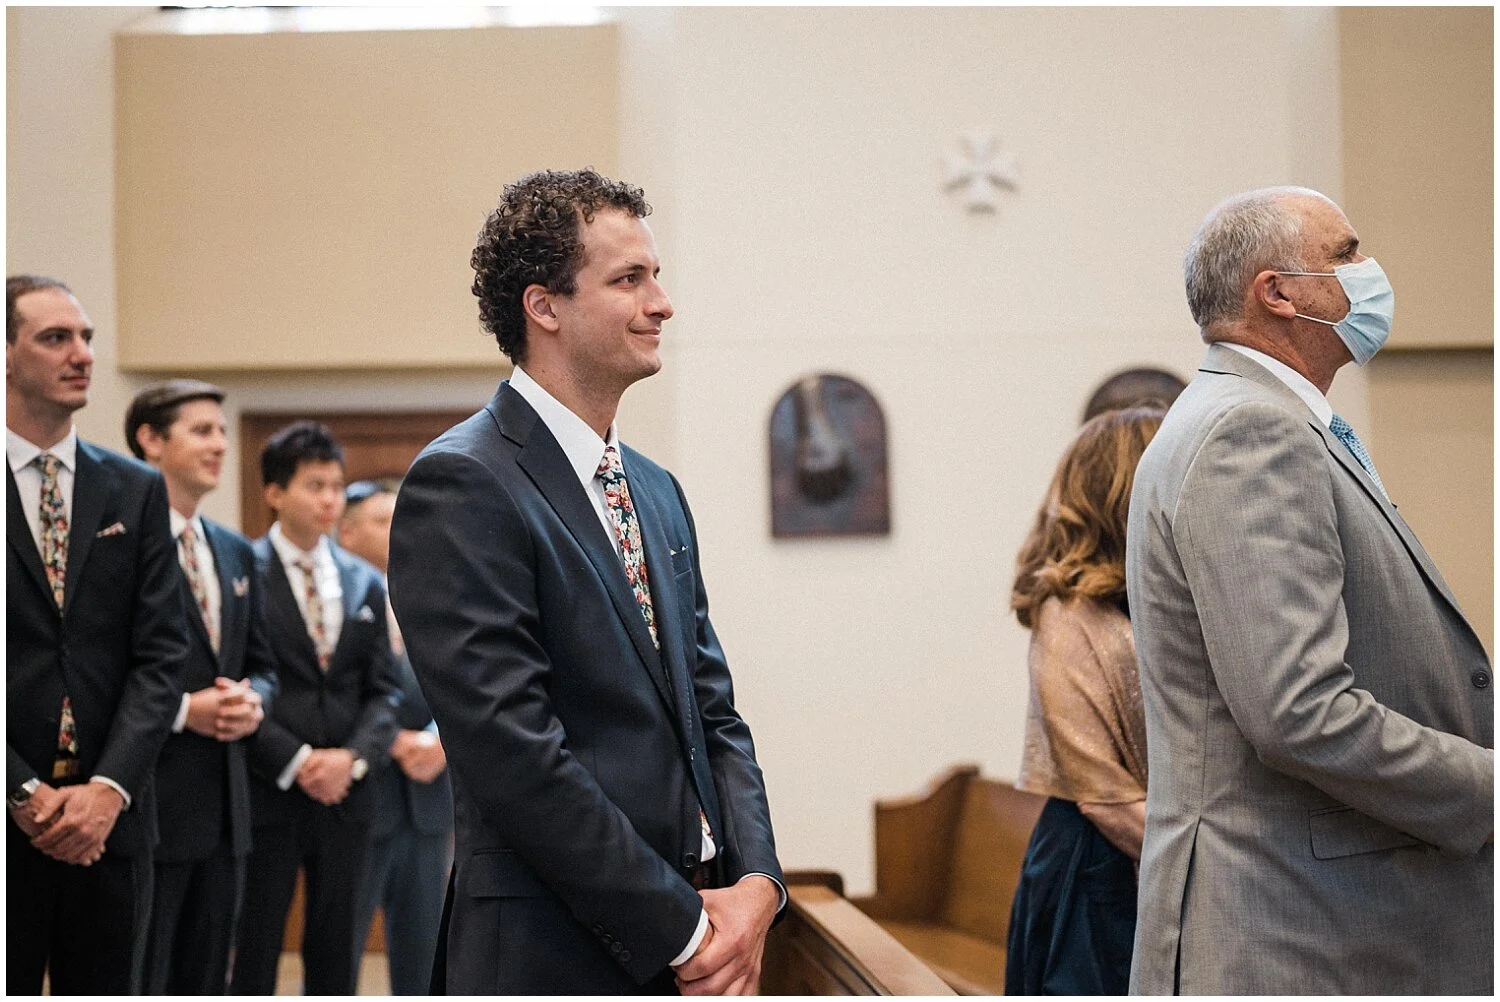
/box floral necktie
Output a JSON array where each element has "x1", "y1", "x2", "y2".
[
  {"x1": 596, "y1": 446, "x2": 659, "y2": 650},
  {"x1": 298, "y1": 556, "x2": 332, "y2": 670},
  {"x1": 179, "y1": 522, "x2": 220, "y2": 654},
  {"x1": 35, "y1": 454, "x2": 78, "y2": 770}
]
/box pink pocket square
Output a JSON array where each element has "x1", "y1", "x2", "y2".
[
  {"x1": 95, "y1": 521, "x2": 126, "y2": 538},
  {"x1": 232, "y1": 576, "x2": 250, "y2": 597}
]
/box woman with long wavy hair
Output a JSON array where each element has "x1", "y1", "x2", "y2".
[{"x1": 1004, "y1": 405, "x2": 1163, "y2": 996}]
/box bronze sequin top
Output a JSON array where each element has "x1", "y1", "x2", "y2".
[{"x1": 1016, "y1": 595, "x2": 1147, "y2": 804}]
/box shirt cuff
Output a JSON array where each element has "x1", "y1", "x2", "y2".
[
  {"x1": 738, "y1": 872, "x2": 788, "y2": 912},
  {"x1": 670, "y1": 908, "x2": 710, "y2": 968},
  {"x1": 89, "y1": 775, "x2": 132, "y2": 810},
  {"x1": 171, "y1": 692, "x2": 191, "y2": 734},
  {"x1": 277, "y1": 744, "x2": 313, "y2": 791}
]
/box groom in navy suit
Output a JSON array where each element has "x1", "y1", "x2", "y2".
[{"x1": 389, "y1": 169, "x2": 783, "y2": 995}]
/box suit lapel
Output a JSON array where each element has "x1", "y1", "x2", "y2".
[
  {"x1": 193, "y1": 521, "x2": 236, "y2": 667},
  {"x1": 631, "y1": 468, "x2": 693, "y2": 711},
  {"x1": 333, "y1": 546, "x2": 362, "y2": 659},
  {"x1": 1312, "y1": 418, "x2": 1469, "y2": 620},
  {"x1": 62, "y1": 442, "x2": 111, "y2": 620},
  {"x1": 1204, "y1": 345, "x2": 1473, "y2": 626},
  {"x1": 262, "y1": 547, "x2": 323, "y2": 679},
  {"x1": 631, "y1": 469, "x2": 726, "y2": 831},
  {"x1": 494, "y1": 385, "x2": 676, "y2": 715},
  {"x1": 7, "y1": 466, "x2": 54, "y2": 608}
]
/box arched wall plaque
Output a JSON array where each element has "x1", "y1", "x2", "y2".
[{"x1": 768, "y1": 373, "x2": 891, "y2": 538}]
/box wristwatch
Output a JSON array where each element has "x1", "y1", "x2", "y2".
[
  {"x1": 7, "y1": 778, "x2": 40, "y2": 811},
  {"x1": 349, "y1": 756, "x2": 369, "y2": 782}
]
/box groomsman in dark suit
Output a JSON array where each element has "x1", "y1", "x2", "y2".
[
  {"x1": 6, "y1": 275, "x2": 190, "y2": 994},
  {"x1": 126, "y1": 379, "x2": 280, "y2": 994},
  {"x1": 229, "y1": 421, "x2": 400, "y2": 995},
  {"x1": 341, "y1": 479, "x2": 453, "y2": 995}
]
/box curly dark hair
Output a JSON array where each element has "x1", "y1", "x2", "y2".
[{"x1": 471, "y1": 168, "x2": 651, "y2": 363}]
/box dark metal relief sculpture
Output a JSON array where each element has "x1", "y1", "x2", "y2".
[{"x1": 769, "y1": 373, "x2": 890, "y2": 538}]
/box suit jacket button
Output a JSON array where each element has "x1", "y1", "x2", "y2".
[
  {"x1": 620, "y1": 951, "x2": 631, "y2": 963},
  {"x1": 683, "y1": 852, "x2": 697, "y2": 868},
  {"x1": 592, "y1": 925, "x2": 604, "y2": 936},
  {"x1": 1472, "y1": 670, "x2": 1490, "y2": 689},
  {"x1": 610, "y1": 942, "x2": 623, "y2": 954}
]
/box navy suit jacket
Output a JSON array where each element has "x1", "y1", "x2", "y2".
[
  {"x1": 6, "y1": 440, "x2": 190, "y2": 857},
  {"x1": 369, "y1": 651, "x2": 453, "y2": 841},
  {"x1": 388, "y1": 382, "x2": 782, "y2": 993},
  {"x1": 246, "y1": 538, "x2": 400, "y2": 825},
  {"x1": 152, "y1": 519, "x2": 279, "y2": 862}
]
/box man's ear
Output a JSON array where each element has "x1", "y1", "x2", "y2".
[
  {"x1": 135, "y1": 424, "x2": 163, "y2": 463},
  {"x1": 1252, "y1": 270, "x2": 1298, "y2": 321},
  {"x1": 262, "y1": 482, "x2": 284, "y2": 515},
  {"x1": 522, "y1": 283, "x2": 561, "y2": 333}
]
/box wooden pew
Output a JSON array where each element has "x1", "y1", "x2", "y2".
[
  {"x1": 762, "y1": 872, "x2": 955, "y2": 995},
  {"x1": 851, "y1": 765, "x2": 1045, "y2": 995}
]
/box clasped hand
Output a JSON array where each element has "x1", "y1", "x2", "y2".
[
  {"x1": 184, "y1": 676, "x2": 264, "y2": 742},
  {"x1": 674, "y1": 875, "x2": 780, "y2": 996},
  {"x1": 10, "y1": 780, "x2": 124, "y2": 866},
  {"x1": 390, "y1": 729, "x2": 447, "y2": 784},
  {"x1": 296, "y1": 748, "x2": 355, "y2": 805}
]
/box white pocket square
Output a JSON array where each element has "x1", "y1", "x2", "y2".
[
  {"x1": 95, "y1": 521, "x2": 126, "y2": 538},
  {"x1": 356, "y1": 605, "x2": 377, "y2": 623},
  {"x1": 232, "y1": 576, "x2": 250, "y2": 597}
]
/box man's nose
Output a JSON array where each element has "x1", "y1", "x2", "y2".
[
  {"x1": 70, "y1": 335, "x2": 94, "y2": 365},
  {"x1": 648, "y1": 280, "x2": 674, "y2": 321}
]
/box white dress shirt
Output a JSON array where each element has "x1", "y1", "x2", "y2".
[
  {"x1": 267, "y1": 522, "x2": 344, "y2": 790},
  {"x1": 6, "y1": 426, "x2": 131, "y2": 807},
  {"x1": 509, "y1": 368, "x2": 785, "y2": 965},
  {"x1": 1217, "y1": 342, "x2": 1334, "y2": 427},
  {"x1": 7, "y1": 426, "x2": 78, "y2": 555},
  {"x1": 169, "y1": 509, "x2": 221, "y2": 734}
]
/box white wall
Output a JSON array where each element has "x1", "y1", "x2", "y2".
[
  {"x1": 9, "y1": 6, "x2": 1353, "y2": 895},
  {"x1": 653, "y1": 7, "x2": 1351, "y2": 892}
]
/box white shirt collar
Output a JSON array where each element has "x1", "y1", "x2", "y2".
[
  {"x1": 508, "y1": 365, "x2": 620, "y2": 488},
  {"x1": 7, "y1": 426, "x2": 78, "y2": 474},
  {"x1": 269, "y1": 521, "x2": 332, "y2": 570},
  {"x1": 1216, "y1": 342, "x2": 1334, "y2": 426},
  {"x1": 169, "y1": 508, "x2": 205, "y2": 542}
]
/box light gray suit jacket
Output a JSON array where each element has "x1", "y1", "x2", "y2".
[{"x1": 1125, "y1": 344, "x2": 1493, "y2": 995}]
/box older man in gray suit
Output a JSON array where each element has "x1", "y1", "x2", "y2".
[{"x1": 1126, "y1": 186, "x2": 1493, "y2": 994}]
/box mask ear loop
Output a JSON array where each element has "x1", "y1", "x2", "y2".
[{"x1": 1272, "y1": 271, "x2": 1343, "y2": 326}]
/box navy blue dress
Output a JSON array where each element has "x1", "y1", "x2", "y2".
[{"x1": 1004, "y1": 797, "x2": 1137, "y2": 995}]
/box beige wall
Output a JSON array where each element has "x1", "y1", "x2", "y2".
[
  {"x1": 1341, "y1": 7, "x2": 1493, "y2": 654},
  {"x1": 1341, "y1": 7, "x2": 1492, "y2": 350},
  {"x1": 17, "y1": 7, "x2": 1485, "y2": 897}
]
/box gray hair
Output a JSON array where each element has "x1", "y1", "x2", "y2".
[{"x1": 1184, "y1": 186, "x2": 1328, "y2": 334}]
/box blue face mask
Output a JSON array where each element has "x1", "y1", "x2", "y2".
[{"x1": 1276, "y1": 258, "x2": 1395, "y2": 365}]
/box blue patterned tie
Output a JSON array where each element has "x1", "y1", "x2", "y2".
[{"x1": 1328, "y1": 414, "x2": 1389, "y2": 502}]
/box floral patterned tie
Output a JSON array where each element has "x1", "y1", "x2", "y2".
[
  {"x1": 35, "y1": 453, "x2": 68, "y2": 609},
  {"x1": 297, "y1": 556, "x2": 332, "y2": 670},
  {"x1": 179, "y1": 522, "x2": 220, "y2": 654},
  {"x1": 596, "y1": 445, "x2": 659, "y2": 650},
  {"x1": 35, "y1": 454, "x2": 78, "y2": 767}
]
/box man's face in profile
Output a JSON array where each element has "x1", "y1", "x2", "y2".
[{"x1": 549, "y1": 209, "x2": 674, "y2": 390}]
